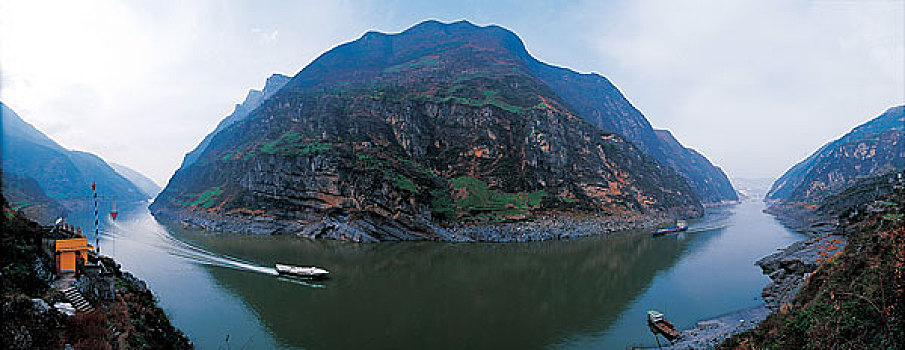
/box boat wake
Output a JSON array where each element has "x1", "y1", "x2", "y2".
[{"x1": 104, "y1": 220, "x2": 290, "y2": 279}]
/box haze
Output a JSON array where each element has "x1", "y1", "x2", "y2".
[{"x1": 1, "y1": 0, "x2": 902, "y2": 186}]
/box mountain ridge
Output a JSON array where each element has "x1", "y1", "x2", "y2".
[
  {"x1": 1, "y1": 102, "x2": 151, "y2": 223},
  {"x1": 152, "y1": 20, "x2": 707, "y2": 242}
]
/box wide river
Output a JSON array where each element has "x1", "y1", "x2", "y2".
[{"x1": 69, "y1": 200, "x2": 801, "y2": 349}]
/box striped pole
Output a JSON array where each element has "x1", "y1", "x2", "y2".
[{"x1": 93, "y1": 182, "x2": 100, "y2": 254}]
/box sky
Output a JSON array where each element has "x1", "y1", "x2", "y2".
[{"x1": 1, "y1": 0, "x2": 903, "y2": 186}]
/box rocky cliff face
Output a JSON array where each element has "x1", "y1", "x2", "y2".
[
  {"x1": 152, "y1": 20, "x2": 704, "y2": 241},
  {"x1": 1, "y1": 102, "x2": 150, "y2": 222},
  {"x1": 179, "y1": 73, "x2": 291, "y2": 170},
  {"x1": 524, "y1": 63, "x2": 737, "y2": 204},
  {"x1": 767, "y1": 106, "x2": 904, "y2": 205}
]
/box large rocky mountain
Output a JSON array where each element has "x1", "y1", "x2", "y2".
[
  {"x1": 1, "y1": 102, "x2": 151, "y2": 223},
  {"x1": 152, "y1": 20, "x2": 707, "y2": 241},
  {"x1": 521, "y1": 57, "x2": 738, "y2": 204},
  {"x1": 767, "y1": 105, "x2": 904, "y2": 204},
  {"x1": 179, "y1": 73, "x2": 291, "y2": 170}
]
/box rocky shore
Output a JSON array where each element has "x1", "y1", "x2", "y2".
[
  {"x1": 153, "y1": 206, "x2": 675, "y2": 243},
  {"x1": 660, "y1": 307, "x2": 771, "y2": 349},
  {"x1": 755, "y1": 233, "x2": 846, "y2": 310},
  {"x1": 1, "y1": 200, "x2": 191, "y2": 349}
]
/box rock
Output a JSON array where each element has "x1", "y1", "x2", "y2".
[
  {"x1": 121, "y1": 272, "x2": 149, "y2": 293},
  {"x1": 30, "y1": 299, "x2": 50, "y2": 314},
  {"x1": 149, "y1": 20, "x2": 706, "y2": 243},
  {"x1": 756, "y1": 234, "x2": 847, "y2": 310},
  {"x1": 53, "y1": 302, "x2": 75, "y2": 317}
]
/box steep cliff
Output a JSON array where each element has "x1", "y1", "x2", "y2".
[
  {"x1": 179, "y1": 74, "x2": 291, "y2": 170},
  {"x1": 524, "y1": 63, "x2": 737, "y2": 204},
  {"x1": 1, "y1": 102, "x2": 150, "y2": 223},
  {"x1": 153, "y1": 20, "x2": 703, "y2": 241},
  {"x1": 767, "y1": 106, "x2": 904, "y2": 204}
]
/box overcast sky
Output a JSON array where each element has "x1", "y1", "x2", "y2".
[{"x1": 1, "y1": 0, "x2": 902, "y2": 186}]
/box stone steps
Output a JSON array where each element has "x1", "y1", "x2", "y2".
[{"x1": 61, "y1": 287, "x2": 93, "y2": 312}]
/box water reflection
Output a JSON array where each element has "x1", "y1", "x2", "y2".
[
  {"x1": 75, "y1": 201, "x2": 798, "y2": 349},
  {"x1": 171, "y1": 220, "x2": 703, "y2": 349}
]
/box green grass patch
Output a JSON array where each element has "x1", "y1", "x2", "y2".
[
  {"x1": 384, "y1": 55, "x2": 440, "y2": 73},
  {"x1": 355, "y1": 153, "x2": 422, "y2": 194},
  {"x1": 451, "y1": 176, "x2": 545, "y2": 217},
  {"x1": 185, "y1": 186, "x2": 223, "y2": 208},
  {"x1": 260, "y1": 131, "x2": 332, "y2": 156}
]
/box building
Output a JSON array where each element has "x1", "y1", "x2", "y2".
[
  {"x1": 41, "y1": 223, "x2": 95, "y2": 274},
  {"x1": 54, "y1": 237, "x2": 94, "y2": 273}
]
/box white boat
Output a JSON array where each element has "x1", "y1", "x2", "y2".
[{"x1": 275, "y1": 264, "x2": 330, "y2": 279}]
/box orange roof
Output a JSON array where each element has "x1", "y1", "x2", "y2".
[{"x1": 55, "y1": 238, "x2": 94, "y2": 252}]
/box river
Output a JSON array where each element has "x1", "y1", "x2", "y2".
[{"x1": 66, "y1": 200, "x2": 801, "y2": 349}]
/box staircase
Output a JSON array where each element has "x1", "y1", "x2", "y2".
[{"x1": 61, "y1": 287, "x2": 94, "y2": 312}]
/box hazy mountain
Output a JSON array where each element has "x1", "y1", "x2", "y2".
[
  {"x1": 153, "y1": 20, "x2": 704, "y2": 241},
  {"x1": 178, "y1": 73, "x2": 291, "y2": 170},
  {"x1": 111, "y1": 163, "x2": 161, "y2": 198},
  {"x1": 1, "y1": 102, "x2": 150, "y2": 222},
  {"x1": 767, "y1": 105, "x2": 904, "y2": 204},
  {"x1": 525, "y1": 64, "x2": 737, "y2": 204}
]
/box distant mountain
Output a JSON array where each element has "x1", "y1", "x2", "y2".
[
  {"x1": 767, "y1": 106, "x2": 904, "y2": 204},
  {"x1": 153, "y1": 20, "x2": 704, "y2": 241},
  {"x1": 764, "y1": 105, "x2": 905, "y2": 232},
  {"x1": 1, "y1": 102, "x2": 150, "y2": 222},
  {"x1": 524, "y1": 64, "x2": 738, "y2": 204},
  {"x1": 179, "y1": 73, "x2": 291, "y2": 170},
  {"x1": 1, "y1": 172, "x2": 68, "y2": 224},
  {"x1": 111, "y1": 163, "x2": 161, "y2": 198}
]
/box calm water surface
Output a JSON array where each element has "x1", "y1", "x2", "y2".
[{"x1": 70, "y1": 200, "x2": 801, "y2": 349}]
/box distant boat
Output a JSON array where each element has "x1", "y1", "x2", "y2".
[
  {"x1": 652, "y1": 220, "x2": 688, "y2": 236},
  {"x1": 275, "y1": 264, "x2": 330, "y2": 279},
  {"x1": 647, "y1": 310, "x2": 682, "y2": 340}
]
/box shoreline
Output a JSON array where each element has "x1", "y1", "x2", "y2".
[
  {"x1": 644, "y1": 201, "x2": 846, "y2": 349},
  {"x1": 151, "y1": 206, "x2": 685, "y2": 243}
]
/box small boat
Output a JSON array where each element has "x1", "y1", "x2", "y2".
[
  {"x1": 647, "y1": 310, "x2": 682, "y2": 340},
  {"x1": 652, "y1": 220, "x2": 688, "y2": 236},
  {"x1": 275, "y1": 264, "x2": 330, "y2": 279}
]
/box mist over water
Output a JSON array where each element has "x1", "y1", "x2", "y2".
[{"x1": 75, "y1": 200, "x2": 801, "y2": 349}]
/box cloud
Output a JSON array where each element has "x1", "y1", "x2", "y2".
[
  {"x1": 1, "y1": 0, "x2": 901, "y2": 184},
  {"x1": 580, "y1": 0, "x2": 904, "y2": 178}
]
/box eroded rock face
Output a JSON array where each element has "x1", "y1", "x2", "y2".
[
  {"x1": 767, "y1": 106, "x2": 905, "y2": 205},
  {"x1": 756, "y1": 234, "x2": 847, "y2": 310},
  {"x1": 152, "y1": 20, "x2": 703, "y2": 241}
]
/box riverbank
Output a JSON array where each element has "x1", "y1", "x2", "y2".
[
  {"x1": 719, "y1": 182, "x2": 904, "y2": 348},
  {"x1": 1, "y1": 198, "x2": 191, "y2": 349},
  {"x1": 647, "y1": 206, "x2": 847, "y2": 349},
  {"x1": 152, "y1": 205, "x2": 680, "y2": 243}
]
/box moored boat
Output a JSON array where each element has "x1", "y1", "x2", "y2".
[
  {"x1": 275, "y1": 263, "x2": 330, "y2": 279},
  {"x1": 647, "y1": 310, "x2": 682, "y2": 340},
  {"x1": 652, "y1": 220, "x2": 688, "y2": 236}
]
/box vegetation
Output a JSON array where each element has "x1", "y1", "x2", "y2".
[
  {"x1": 260, "y1": 131, "x2": 333, "y2": 156},
  {"x1": 451, "y1": 176, "x2": 545, "y2": 220},
  {"x1": 720, "y1": 185, "x2": 904, "y2": 350},
  {"x1": 185, "y1": 186, "x2": 223, "y2": 209},
  {"x1": 384, "y1": 55, "x2": 439, "y2": 73},
  {"x1": 1, "y1": 196, "x2": 192, "y2": 349}
]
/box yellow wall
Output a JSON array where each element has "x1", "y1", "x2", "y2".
[
  {"x1": 56, "y1": 238, "x2": 90, "y2": 251},
  {"x1": 60, "y1": 251, "x2": 76, "y2": 272}
]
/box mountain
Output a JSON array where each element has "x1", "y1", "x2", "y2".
[
  {"x1": 522, "y1": 63, "x2": 737, "y2": 204},
  {"x1": 152, "y1": 20, "x2": 704, "y2": 241},
  {"x1": 111, "y1": 163, "x2": 161, "y2": 198},
  {"x1": 764, "y1": 105, "x2": 905, "y2": 232},
  {"x1": 767, "y1": 105, "x2": 904, "y2": 204},
  {"x1": 1, "y1": 102, "x2": 150, "y2": 222},
  {"x1": 179, "y1": 73, "x2": 291, "y2": 170}
]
